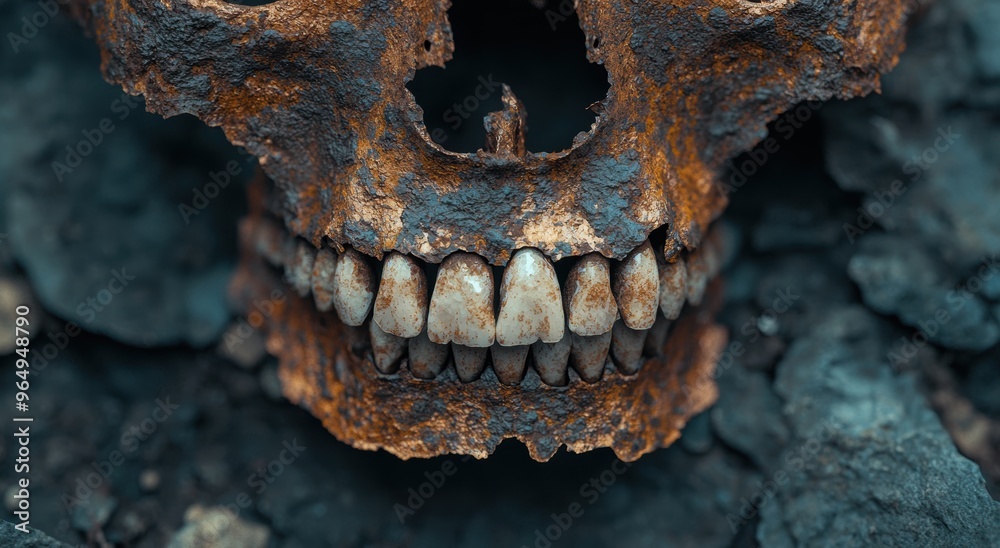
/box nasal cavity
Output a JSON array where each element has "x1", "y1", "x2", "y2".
[{"x1": 407, "y1": 0, "x2": 610, "y2": 154}]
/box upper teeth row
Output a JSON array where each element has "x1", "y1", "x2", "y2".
[{"x1": 255, "y1": 220, "x2": 723, "y2": 348}]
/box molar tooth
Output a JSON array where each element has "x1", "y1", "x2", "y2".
[
  {"x1": 427, "y1": 253, "x2": 496, "y2": 347},
  {"x1": 613, "y1": 240, "x2": 659, "y2": 330},
  {"x1": 453, "y1": 345, "x2": 488, "y2": 383},
  {"x1": 570, "y1": 332, "x2": 612, "y2": 383},
  {"x1": 565, "y1": 254, "x2": 618, "y2": 336},
  {"x1": 332, "y1": 248, "x2": 375, "y2": 326},
  {"x1": 531, "y1": 335, "x2": 572, "y2": 387},
  {"x1": 658, "y1": 257, "x2": 688, "y2": 320},
  {"x1": 491, "y1": 344, "x2": 530, "y2": 385},
  {"x1": 286, "y1": 241, "x2": 316, "y2": 297},
  {"x1": 611, "y1": 321, "x2": 647, "y2": 375},
  {"x1": 495, "y1": 248, "x2": 564, "y2": 346},
  {"x1": 311, "y1": 248, "x2": 338, "y2": 312},
  {"x1": 373, "y1": 252, "x2": 428, "y2": 338},
  {"x1": 409, "y1": 330, "x2": 449, "y2": 380},
  {"x1": 370, "y1": 320, "x2": 406, "y2": 374},
  {"x1": 686, "y1": 248, "x2": 709, "y2": 306}
]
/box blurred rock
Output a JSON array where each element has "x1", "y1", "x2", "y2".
[
  {"x1": 0, "y1": 521, "x2": 69, "y2": 548},
  {"x1": 168, "y1": 505, "x2": 269, "y2": 548}
]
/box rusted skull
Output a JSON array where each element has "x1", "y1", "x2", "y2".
[{"x1": 72, "y1": 0, "x2": 910, "y2": 460}]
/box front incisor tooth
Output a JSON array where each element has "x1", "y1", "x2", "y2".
[
  {"x1": 427, "y1": 253, "x2": 495, "y2": 347},
  {"x1": 409, "y1": 330, "x2": 449, "y2": 380},
  {"x1": 565, "y1": 254, "x2": 618, "y2": 336},
  {"x1": 611, "y1": 320, "x2": 647, "y2": 375},
  {"x1": 370, "y1": 320, "x2": 407, "y2": 374},
  {"x1": 532, "y1": 336, "x2": 571, "y2": 387},
  {"x1": 686, "y1": 248, "x2": 709, "y2": 306},
  {"x1": 373, "y1": 252, "x2": 428, "y2": 338},
  {"x1": 613, "y1": 241, "x2": 659, "y2": 330},
  {"x1": 496, "y1": 248, "x2": 565, "y2": 346},
  {"x1": 311, "y1": 249, "x2": 338, "y2": 312},
  {"x1": 658, "y1": 257, "x2": 687, "y2": 320},
  {"x1": 286, "y1": 241, "x2": 316, "y2": 297},
  {"x1": 332, "y1": 248, "x2": 375, "y2": 326},
  {"x1": 570, "y1": 332, "x2": 612, "y2": 383},
  {"x1": 491, "y1": 344, "x2": 530, "y2": 385},
  {"x1": 453, "y1": 345, "x2": 488, "y2": 383}
]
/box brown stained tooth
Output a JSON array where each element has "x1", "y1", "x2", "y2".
[
  {"x1": 453, "y1": 345, "x2": 488, "y2": 383},
  {"x1": 612, "y1": 240, "x2": 659, "y2": 330},
  {"x1": 409, "y1": 330, "x2": 450, "y2": 380},
  {"x1": 332, "y1": 248, "x2": 376, "y2": 326},
  {"x1": 255, "y1": 219, "x2": 288, "y2": 266},
  {"x1": 370, "y1": 320, "x2": 407, "y2": 374},
  {"x1": 491, "y1": 344, "x2": 530, "y2": 385},
  {"x1": 311, "y1": 249, "x2": 338, "y2": 312},
  {"x1": 611, "y1": 321, "x2": 647, "y2": 375},
  {"x1": 373, "y1": 252, "x2": 428, "y2": 338},
  {"x1": 658, "y1": 257, "x2": 688, "y2": 320},
  {"x1": 426, "y1": 253, "x2": 495, "y2": 347},
  {"x1": 644, "y1": 317, "x2": 671, "y2": 355},
  {"x1": 570, "y1": 331, "x2": 612, "y2": 384},
  {"x1": 564, "y1": 254, "x2": 618, "y2": 337},
  {"x1": 286, "y1": 240, "x2": 316, "y2": 298},
  {"x1": 685, "y1": 247, "x2": 709, "y2": 306},
  {"x1": 496, "y1": 248, "x2": 565, "y2": 346},
  {"x1": 531, "y1": 336, "x2": 571, "y2": 387}
]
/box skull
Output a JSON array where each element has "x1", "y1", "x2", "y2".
[{"x1": 73, "y1": 0, "x2": 910, "y2": 460}]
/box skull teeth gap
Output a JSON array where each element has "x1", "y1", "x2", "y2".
[{"x1": 407, "y1": 0, "x2": 610, "y2": 154}]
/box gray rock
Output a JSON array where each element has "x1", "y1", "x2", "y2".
[{"x1": 0, "y1": 521, "x2": 70, "y2": 547}]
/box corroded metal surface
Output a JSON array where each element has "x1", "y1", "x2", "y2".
[{"x1": 73, "y1": 0, "x2": 910, "y2": 265}]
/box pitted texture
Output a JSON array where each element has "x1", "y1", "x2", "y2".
[{"x1": 71, "y1": 0, "x2": 910, "y2": 265}]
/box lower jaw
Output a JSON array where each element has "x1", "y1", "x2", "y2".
[{"x1": 230, "y1": 181, "x2": 729, "y2": 462}]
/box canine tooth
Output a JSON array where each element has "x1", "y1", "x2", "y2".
[
  {"x1": 686, "y1": 248, "x2": 709, "y2": 306},
  {"x1": 565, "y1": 254, "x2": 618, "y2": 336},
  {"x1": 531, "y1": 336, "x2": 572, "y2": 387},
  {"x1": 644, "y1": 317, "x2": 671, "y2": 355},
  {"x1": 333, "y1": 248, "x2": 375, "y2": 326},
  {"x1": 613, "y1": 241, "x2": 659, "y2": 330},
  {"x1": 453, "y1": 345, "x2": 488, "y2": 383},
  {"x1": 370, "y1": 321, "x2": 406, "y2": 374},
  {"x1": 491, "y1": 344, "x2": 530, "y2": 385},
  {"x1": 658, "y1": 258, "x2": 688, "y2": 320},
  {"x1": 496, "y1": 248, "x2": 564, "y2": 346},
  {"x1": 427, "y1": 253, "x2": 496, "y2": 347},
  {"x1": 612, "y1": 321, "x2": 647, "y2": 375},
  {"x1": 373, "y1": 252, "x2": 428, "y2": 338},
  {"x1": 570, "y1": 332, "x2": 612, "y2": 383},
  {"x1": 409, "y1": 330, "x2": 449, "y2": 380},
  {"x1": 285, "y1": 241, "x2": 315, "y2": 297},
  {"x1": 311, "y1": 249, "x2": 338, "y2": 312}
]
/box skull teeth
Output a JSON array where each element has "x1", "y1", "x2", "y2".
[{"x1": 253, "y1": 220, "x2": 729, "y2": 386}]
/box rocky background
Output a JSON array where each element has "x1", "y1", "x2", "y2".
[{"x1": 1, "y1": 0, "x2": 999, "y2": 546}]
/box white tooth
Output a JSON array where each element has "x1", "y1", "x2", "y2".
[
  {"x1": 658, "y1": 257, "x2": 687, "y2": 320},
  {"x1": 453, "y1": 345, "x2": 488, "y2": 383},
  {"x1": 332, "y1": 249, "x2": 375, "y2": 326},
  {"x1": 426, "y1": 253, "x2": 495, "y2": 347},
  {"x1": 686, "y1": 248, "x2": 709, "y2": 306},
  {"x1": 311, "y1": 249, "x2": 338, "y2": 312},
  {"x1": 644, "y1": 317, "x2": 671, "y2": 355},
  {"x1": 285, "y1": 241, "x2": 315, "y2": 297},
  {"x1": 255, "y1": 219, "x2": 287, "y2": 266},
  {"x1": 373, "y1": 252, "x2": 428, "y2": 338},
  {"x1": 613, "y1": 241, "x2": 659, "y2": 330},
  {"x1": 370, "y1": 320, "x2": 406, "y2": 374},
  {"x1": 409, "y1": 330, "x2": 449, "y2": 380},
  {"x1": 570, "y1": 332, "x2": 612, "y2": 383},
  {"x1": 531, "y1": 336, "x2": 571, "y2": 387},
  {"x1": 491, "y1": 344, "x2": 530, "y2": 385},
  {"x1": 611, "y1": 321, "x2": 647, "y2": 375},
  {"x1": 496, "y1": 248, "x2": 565, "y2": 346},
  {"x1": 564, "y1": 254, "x2": 618, "y2": 337}
]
